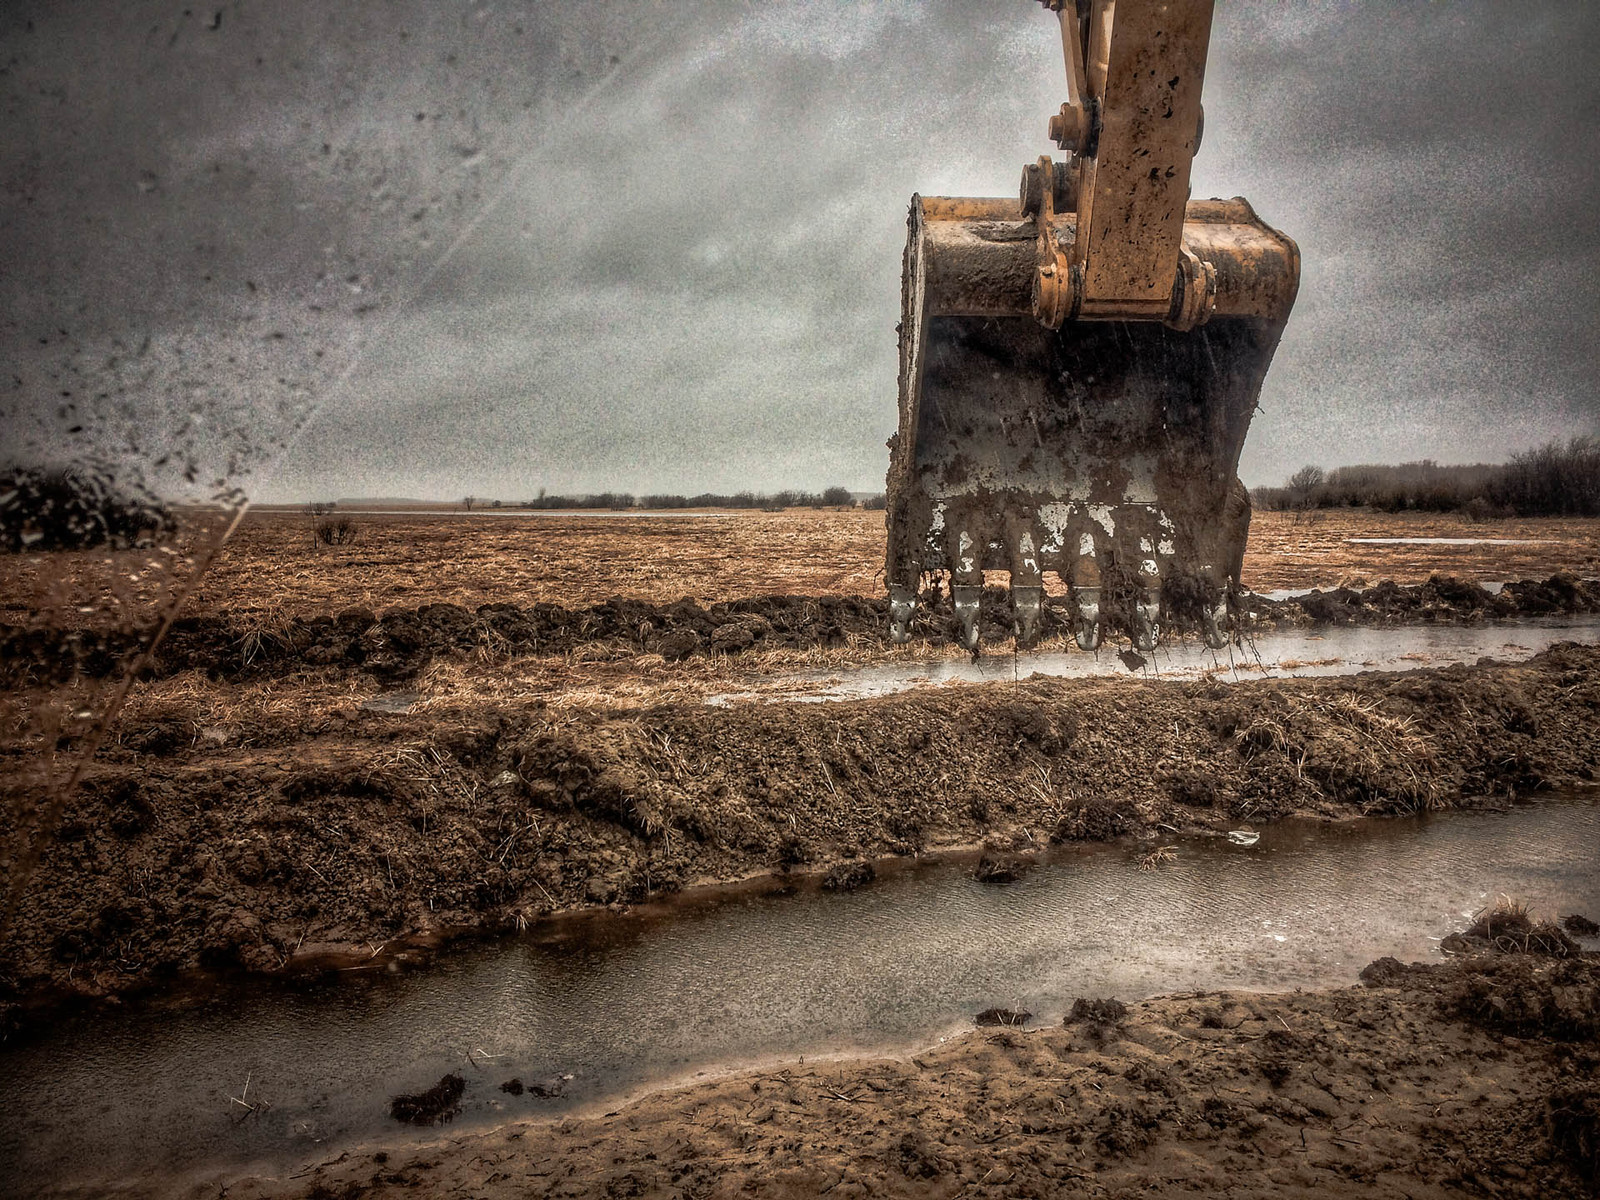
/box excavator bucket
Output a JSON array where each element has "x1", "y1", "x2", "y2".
[{"x1": 884, "y1": 1, "x2": 1300, "y2": 654}]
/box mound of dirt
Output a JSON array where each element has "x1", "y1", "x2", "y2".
[
  {"x1": 5, "y1": 573, "x2": 1597, "y2": 687},
  {"x1": 1066, "y1": 997, "x2": 1129, "y2": 1024},
  {"x1": 1364, "y1": 938, "x2": 1600, "y2": 1043},
  {"x1": 4, "y1": 645, "x2": 1599, "y2": 1023},
  {"x1": 1563, "y1": 913, "x2": 1600, "y2": 937},
  {"x1": 1446, "y1": 956, "x2": 1600, "y2": 1041}
]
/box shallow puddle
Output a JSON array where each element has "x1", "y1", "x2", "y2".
[
  {"x1": 360, "y1": 691, "x2": 422, "y2": 714},
  {"x1": 1253, "y1": 581, "x2": 1508, "y2": 601},
  {"x1": 712, "y1": 615, "x2": 1600, "y2": 703},
  {"x1": 3, "y1": 798, "x2": 1598, "y2": 1191}
]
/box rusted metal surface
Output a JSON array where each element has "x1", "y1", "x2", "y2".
[
  {"x1": 917, "y1": 196, "x2": 1298, "y2": 323},
  {"x1": 884, "y1": 0, "x2": 1300, "y2": 654},
  {"x1": 1073, "y1": 0, "x2": 1213, "y2": 320}
]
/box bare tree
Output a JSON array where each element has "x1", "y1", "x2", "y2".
[
  {"x1": 305, "y1": 500, "x2": 334, "y2": 548},
  {"x1": 1287, "y1": 465, "x2": 1324, "y2": 509},
  {"x1": 1287, "y1": 464, "x2": 1325, "y2": 492}
]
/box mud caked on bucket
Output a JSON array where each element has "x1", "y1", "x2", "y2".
[{"x1": 885, "y1": 0, "x2": 1300, "y2": 654}]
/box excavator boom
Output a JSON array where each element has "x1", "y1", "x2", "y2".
[{"x1": 885, "y1": 0, "x2": 1300, "y2": 653}]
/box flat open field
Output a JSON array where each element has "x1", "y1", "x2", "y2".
[
  {"x1": 5, "y1": 507, "x2": 1598, "y2": 624},
  {"x1": 197, "y1": 507, "x2": 1600, "y2": 616}
]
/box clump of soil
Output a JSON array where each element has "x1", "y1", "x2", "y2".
[
  {"x1": 1358, "y1": 956, "x2": 1429, "y2": 987},
  {"x1": 1066, "y1": 997, "x2": 1129, "y2": 1024},
  {"x1": 1442, "y1": 901, "x2": 1581, "y2": 957},
  {"x1": 1547, "y1": 1084, "x2": 1600, "y2": 1183},
  {"x1": 972, "y1": 852, "x2": 1032, "y2": 884},
  {"x1": 820, "y1": 861, "x2": 876, "y2": 892},
  {"x1": 0, "y1": 462, "x2": 175, "y2": 554},
  {"x1": 1445, "y1": 956, "x2": 1600, "y2": 1041},
  {"x1": 1563, "y1": 913, "x2": 1600, "y2": 937},
  {"x1": 388, "y1": 1073, "x2": 464, "y2": 1125},
  {"x1": 892, "y1": 1131, "x2": 948, "y2": 1180},
  {"x1": 974, "y1": 1008, "x2": 1031, "y2": 1027},
  {"x1": 499, "y1": 1078, "x2": 523, "y2": 1096}
]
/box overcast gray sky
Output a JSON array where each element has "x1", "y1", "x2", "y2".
[{"x1": 4, "y1": 0, "x2": 1597, "y2": 502}]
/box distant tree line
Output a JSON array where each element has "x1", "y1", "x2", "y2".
[
  {"x1": 1252, "y1": 436, "x2": 1600, "y2": 518},
  {"x1": 517, "y1": 486, "x2": 872, "y2": 511}
]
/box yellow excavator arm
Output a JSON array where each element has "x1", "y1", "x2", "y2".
[{"x1": 885, "y1": 0, "x2": 1300, "y2": 653}]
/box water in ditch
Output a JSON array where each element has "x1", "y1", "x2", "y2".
[
  {"x1": 3, "y1": 796, "x2": 1598, "y2": 1193},
  {"x1": 708, "y1": 615, "x2": 1600, "y2": 704}
]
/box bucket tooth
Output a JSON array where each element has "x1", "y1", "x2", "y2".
[
  {"x1": 888, "y1": 584, "x2": 918, "y2": 645},
  {"x1": 1071, "y1": 585, "x2": 1102, "y2": 651},
  {"x1": 952, "y1": 584, "x2": 983, "y2": 651},
  {"x1": 1131, "y1": 587, "x2": 1161, "y2": 652},
  {"x1": 1005, "y1": 522, "x2": 1045, "y2": 647},
  {"x1": 1011, "y1": 584, "x2": 1044, "y2": 647},
  {"x1": 1201, "y1": 587, "x2": 1229, "y2": 650},
  {"x1": 1131, "y1": 551, "x2": 1163, "y2": 652}
]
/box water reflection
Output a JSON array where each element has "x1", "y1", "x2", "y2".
[{"x1": 1, "y1": 797, "x2": 1597, "y2": 1190}]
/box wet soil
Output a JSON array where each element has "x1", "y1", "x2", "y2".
[
  {"x1": 4, "y1": 642, "x2": 1599, "y2": 1029},
  {"x1": 388, "y1": 1074, "x2": 464, "y2": 1127},
  {"x1": 4, "y1": 573, "x2": 1598, "y2": 689},
  {"x1": 11, "y1": 509, "x2": 1595, "y2": 627},
  {"x1": 219, "y1": 952, "x2": 1600, "y2": 1200}
]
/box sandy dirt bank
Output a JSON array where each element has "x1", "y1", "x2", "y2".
[{"x1": 192, "y1": 952, "x2": 1600, "y2": 1200}]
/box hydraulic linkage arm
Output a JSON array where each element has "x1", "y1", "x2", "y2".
[
  {"x1": 884, "y1": 0, "x2": 1299, "y2": 655},
  {"x1": 1029, "y1": 0, "x2": 1218, "y2": 331}
]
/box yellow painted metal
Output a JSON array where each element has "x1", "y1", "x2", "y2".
[{"x1": 883, "y1": 1, "x2": 1302, "y2": 654}]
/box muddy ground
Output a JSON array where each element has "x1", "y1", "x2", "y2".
[
  {"x1": 3, "y1": 640, "x2": 1598, "y2": 1030},
  {"x1": 201, "y1": 951, "x2": 1600, "y2": 1200},
  {"x1": 4, "y1": 509, "x2": 1600, "y2": 630},
  {"x1": 4, "y1": 514, "x2": 1600, "y2": 1195},
  {"x1": 5, "y1": 573, "x2": 1599, "y2": 690}
]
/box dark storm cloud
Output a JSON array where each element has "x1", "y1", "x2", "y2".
[{"x1": 3, "y1": 1, "x2": 1597, "y2": 502}]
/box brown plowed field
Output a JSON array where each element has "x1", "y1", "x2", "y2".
[
  {"x1": 198, "y1": 508, "x2": 1600, "y2": 615},
  {"x1": 5, "y1": 507, "x2": 1599, "y2": 622}
]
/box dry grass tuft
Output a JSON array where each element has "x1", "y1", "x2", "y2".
[
  {"x1": 1458, "y1": 895, "x2": 1580, "y2": 956},
  {"x1": 1234, "y1": 689, "x2": 1445, "y2": 815},
  {"x1": 1138, "y1": 845, "x2": 1178, "y2": 871}
]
